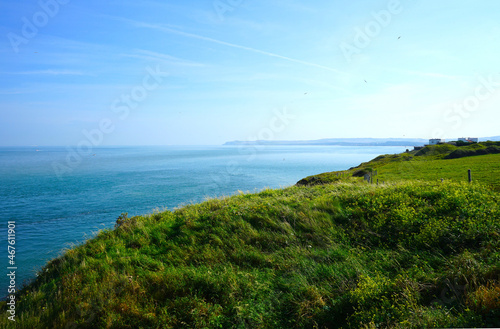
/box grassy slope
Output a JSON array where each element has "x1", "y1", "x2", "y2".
[
  {"x1": 300, "y1": 143, "x2": 500, "y2": 191},
  {"x1": 2, "y1": 145, "x2": 500, "y2": 328},
  {"x1": 376, "y1": 153, "x2": 500, "y2": 190}
]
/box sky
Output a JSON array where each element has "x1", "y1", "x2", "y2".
[{"x1": 1, "y1": 0, "x2": 500, "y2": 146}]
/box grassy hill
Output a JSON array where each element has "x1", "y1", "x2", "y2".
[
  {"x1": 299, "y1": 142, "x2": 500, "y2": 191},
  {"x1": 2, "y1": 144, "x2": 500, "y2": 328}
]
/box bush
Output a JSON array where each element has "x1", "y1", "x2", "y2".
[
  {"x1": 456, "y1": 140, "x2": 471, "y2": 147},
  {"x1": 296, "y1": 173, "x2": 341, "y2": 186},
  {"x1": 446, "y1": 146, "x2": 500, "y2": 159},
  {"x1": 115, "y1": 212, "x2": 140, "y2": 229},
  {"x1": 415, "y1": 144, "x2": 457, "y2": 157},
  {"x1": 352, "y1": 167, "x2": 373, "y2": 177}
]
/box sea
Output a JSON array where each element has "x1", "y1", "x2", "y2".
[{"x1": 0, "y1": 145, "x2": 407, "y2": 296}]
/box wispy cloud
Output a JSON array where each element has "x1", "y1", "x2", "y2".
[
  {"x1": 143, "y1": 23, "x2": 342, "y2": 73},
  {"x1": 105, "y1": 15, "x2": 344, "y2": 75},
  {"x1": 122, "y1": 49, "x2": 206, "y2": 67}
]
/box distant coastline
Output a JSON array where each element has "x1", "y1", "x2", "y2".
[
  {"x1": 224, "y1": 136, "x2": 500, "y2": 147},
  {"x1": 224, "y1": 138, "x2": 427, "y2": 147}
]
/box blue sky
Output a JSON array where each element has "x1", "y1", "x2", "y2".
[{"x1": 1, "y1": 0, "x2": 499, "y2": 146}]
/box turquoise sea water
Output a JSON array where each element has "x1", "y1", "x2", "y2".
[{"x1": 0, "y1": 145, "x2": 407, "y2": 296}]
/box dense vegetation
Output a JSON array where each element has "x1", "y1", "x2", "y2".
[{"x1": 2, "y1": 144, "x2": 500, "y2": 328}]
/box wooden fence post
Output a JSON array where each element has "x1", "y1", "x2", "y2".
[{"x1": 468, "y1": 169, "x2": 472, "y2": 183}]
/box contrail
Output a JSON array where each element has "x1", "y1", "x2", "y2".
[{"x1": 133, "y1": 21, "x2": 342, "y2": 74}]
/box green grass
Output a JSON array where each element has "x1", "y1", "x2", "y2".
[
  {"x1": 2, "y1": 144, "x2": 500, "y2": 328},
  {"x1": 376, "y1": 154, "x2": 500, "y2": 190},
  {"x1": 305, "y1": 143, "x2": 500, "y2": 191}
]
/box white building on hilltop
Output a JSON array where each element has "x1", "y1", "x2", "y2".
[
  {"x1": 458, "y1": 137, "x2": 479, "y2": 143},
  {"x1": 429, "y1": 138, "x2": 445, "y2": 145}
]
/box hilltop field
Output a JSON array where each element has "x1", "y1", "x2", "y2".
[
  {"x1": 298, "y1": 141, "x2": 500, "y2": 191},
  {"x1": 2, "y1": 143, "x2": 500, "y2": 328}
]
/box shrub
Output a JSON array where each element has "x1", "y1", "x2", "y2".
[
  {"x1": 115, "y1": 212, "x2": 140, "y2": 229},
  {"x1": 296, "y1": 174, "x2": 341, "y2": 186},
  {"x1": 415, "y1": 144, "x2": 457, "y2": 157},
  {"x1": 446, "y1": 146, "x2": 500, "y2": 159},
  {"x1": 352, "y1": 167, "x2": 373, "y2": 177}
]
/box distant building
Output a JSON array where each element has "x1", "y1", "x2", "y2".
[
  {"x1": 429, "y1": 139, "x2": 445, "y2": 145},
  {"x1": 458, "y1": 137, "x2": 479, "y2": 143}
]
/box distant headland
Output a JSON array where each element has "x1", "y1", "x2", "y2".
[{"x1": 224, "y1": 136, "x2": 500, "y2": 147}]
